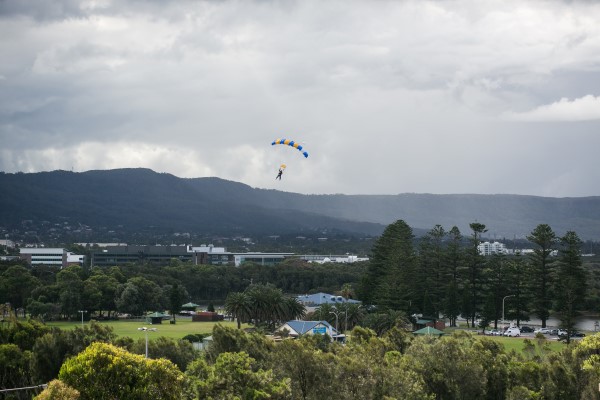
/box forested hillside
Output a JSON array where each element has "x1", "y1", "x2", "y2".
[{"x1": 1, "y1": 168, "x2": 600, "y2": 240}]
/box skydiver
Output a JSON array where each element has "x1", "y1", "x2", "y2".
[{"x1": 275, "y1": 168, "x2": 283, "y2": 180}]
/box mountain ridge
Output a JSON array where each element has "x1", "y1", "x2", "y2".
[{"x1": 1, "y1": 168, "x2": 599, "y2": 240}]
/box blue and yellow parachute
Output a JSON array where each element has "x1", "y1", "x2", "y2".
[{"x1": 271, "y1": 139, "x2": 308, "y2": 158}]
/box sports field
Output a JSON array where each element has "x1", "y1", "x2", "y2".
[{"x1": 46, "y1": 319, "x2": 244, "y2": 340}]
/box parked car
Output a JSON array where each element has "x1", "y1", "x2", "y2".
[
  {"x1": 550, "y1": 329, "x2": 559, "y2": 336},
  {"x1": 557, "y1": 329, "x2": 568, "y2": 337},
  {"x1": 555, "y1": 330, "x2": 587, "y2": 339},
  {"x1": 534, "y1": 328, "x2": 551, "y2": 334},
  {"x1": 504, "y1": 327, "x2": 521, "y2": 337},
  {"x1": 490, "y1": 329, "x2": 502, "y2": 336},
  {"x1": 520, "y1": 326, "x2": 534, "y2": 333}
]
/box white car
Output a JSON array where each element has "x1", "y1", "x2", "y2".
[
  {"x1": 534, "y1": 328, "x2": 551, "y2": 334},
  {"x1": 504, "y1": 327, "x2": 521, "y2": 337}
]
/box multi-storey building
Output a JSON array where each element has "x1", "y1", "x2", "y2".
[
  {"x1": 477, "y1": 241, "x2": 508, "y2": 256},
  {"x1": 19, "y1": 248, "x2": 84, "y2": 268}
]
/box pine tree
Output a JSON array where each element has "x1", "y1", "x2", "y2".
[
  {"x1": 464, "y1": 222, "x2": 487, "y2": 327},
  {"x1": 360, "y1": 220, "x2": 415, "y2": 310},
  {"x1": 526, "y1": 224, "x2": 557, "y2": 328},
  {"x1": 442, "y1": 226, "x2": 463, "y2": 327},
  {"x1": 555, "y1": 230, "x2": 586, "y2": 343}
]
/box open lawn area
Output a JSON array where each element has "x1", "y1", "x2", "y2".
[
  {"x1": 490, "y1": 335, "x2": 566, "y2": 353},
  {"x1": 46, "y1": 319, "x2": 245, "y2": 340}
]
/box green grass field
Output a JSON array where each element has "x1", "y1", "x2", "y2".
[
  {"x1": 45, "y1": 319, "x2": 572, "y2": 353},
  {"x1": 490, "y1": 335, "x2": 566, "y2": 353},
  {"x1": 46, "y1": 319, "x2": 244, "y2": 340}
]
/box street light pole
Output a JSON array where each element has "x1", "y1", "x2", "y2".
[
  {"x1": 344, "y1": 299, "x2": 348, "y2": 334},
  {"x1": 502, "y1": 295, "x2": 515, "y2": 332},
  {"x1": 329, "y1": 310, "x2": 339, "y2": 338},
  {"x1": 78, "y1": 310, "x2": 86, "y2": 328},
  {"x1": 137, "y1": 327, "x2": 157, "y2": 358}
]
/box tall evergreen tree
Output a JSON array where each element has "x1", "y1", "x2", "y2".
[
  {"x1": 360, "y1": 220, "x2": 415, "y2": 310},
  {"x1": 555, "y1": 230, "x2": 586, "y2": 343},
  {"x1": 442, "y1": 226, "x2": 463, "y2": 327},
  {"x1": 526, "y1": 224, "x2": 557, "y2": 328},
  {"x1": 464, "y1": 222, "x2": 487, "y2": 327},
  {"x1": 416, "y1": 225, "x2": 446, "y2": 318},
  {"x1": 483, "y1": 254, "x2": 509, "y2": 329},
  {"x1": 504, "y1": 254, "x2": 530, "y2": 327}
]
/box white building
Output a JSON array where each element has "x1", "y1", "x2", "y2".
[
  {"x1": 301, "y1": 255, "x2": 369, "y2": 264},
  {"x1": 20, "y1": 248, "x2": 67, "y2": 267},
  {"x1": 20, "y1": 248, "x2": 84, "y2": 268},
  {"x1": 478, "y1": 241, "x2": 509, "y2": 256},
  {"x1": 67, "y1": 252, "x2": 85, "y2": 265}
]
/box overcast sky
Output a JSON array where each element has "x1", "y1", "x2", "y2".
[{"x1": 1, "y1": 0, "x2": 600, "y2": 197}]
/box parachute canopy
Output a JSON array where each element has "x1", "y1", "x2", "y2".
[{"x1": 271, "y1": 139, "x2": 309, "y2": 158}]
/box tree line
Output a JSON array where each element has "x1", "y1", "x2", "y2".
[
  {"x1": 359, "y1": 220, "x2": 593, "y2": 340},
  {"x1": 1, "y1": 219, "x2": 598, "y2": 337},
  {"x1": 0, "y1": 260, "x2": 365, "y2": 322}
]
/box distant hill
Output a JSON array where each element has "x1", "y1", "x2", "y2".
[{"x1": 1, "y1": 168, "x2": 599, "y2": 240}]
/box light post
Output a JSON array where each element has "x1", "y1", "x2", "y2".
[
  {"x1": 344, "y1": 299, "x2": 348, "y2": 333},
  {"x1": 78, "y1": 310, "x2": 86, "y2": 328},
  {"x1": 329, "y1": 310, "x2": 340, "y2": 339},
  {"x1": 138, "y1": 327, "x2": 157, "y2": 358},
  {"x1": 502, "y1": 295, "x2": 515, "y2": 332}
]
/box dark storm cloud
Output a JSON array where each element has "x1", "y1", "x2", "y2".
[{"x1": 1, "y1": 0, "x2": 600, "y2": 196}]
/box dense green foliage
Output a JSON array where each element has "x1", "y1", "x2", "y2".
[
  {"x1": 359, "y1": 220, "x2": 593, "y2": 334},
  {"x1": 2, "y1": 218, "x2": 600, "y2": 399},
  {"x1": 0, "y1": 260, "x2": 365, "y2": 324},
  {"x1": 59, "y1": 342, "x2": 184, "y2": 400},
  {"x1": 9, "y1": 318, "x2": 600, "y2": 399}
]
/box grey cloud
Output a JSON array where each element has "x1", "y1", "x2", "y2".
[
  {"x1": 1, "y1": 0, "x2": 600, "y2": 196},
  {"x1": 0, "y1": 0, "x2": 86, "y2": 21}
]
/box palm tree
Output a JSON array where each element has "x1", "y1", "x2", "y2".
[
  {"x1": 281, "y1": 296, "x2": 306, "y2": 322},
  {"x1": 340, "y1": 283, "x2": 354, "y2": 300},
  {"x1": 224, "y1": 292, "x2": 250, "y2": 329}
]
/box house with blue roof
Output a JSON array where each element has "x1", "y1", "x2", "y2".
[{"x1": 276, "y1": 320, "x2": 342, "y2": 340}]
